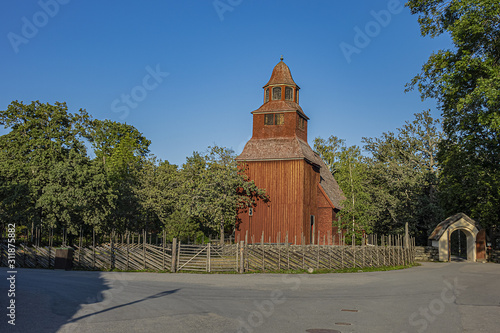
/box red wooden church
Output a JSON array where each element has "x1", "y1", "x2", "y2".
[{"x1": 236, "y1": 58, "x2": 344, "y2": 245}]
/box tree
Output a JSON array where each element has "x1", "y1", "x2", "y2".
[
  {"x1": 406, "y1": 0, "x2": 500, "y2": 228},
  {"x1": 135, "y1": 157, "x2": 180, "y2": 235},
  {"x1": 87, "y1": 119, "x2": 150, "y2": 165},
  {"x1": 87, "y1": 121, "x2": 151, "y2": 233},
  {"x1": 363, "y1": 111, "x2": 443, "y2": 243},
  {"x1": 0, "y1": 101, "x2": 92, "y2": 234},
  {"x1": 162, "y1": 210, "x2": 202, "y2": 243},
  {"x1": 314, "y1": 136, "x2": 373, "y2": 243},
  {"x1": 180, "y1": 146, "x2": 268, "y2": 245}
]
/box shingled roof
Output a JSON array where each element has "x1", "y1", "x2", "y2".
[
  {"x1": 237, "y1": 137, "x2": 344, "y2": 209},
  {"x1": 318, "y1": 158, "x2": 345, "y2": 210},
  {"x1": 252, "y1": 100, "x2": 308, "y2": 119},
  {"x1": 263, "y1": 60, "x2": 299, "y2": 88},
  {"x1": 428, "y1": 213, "x2": 481, "y2": 241}
]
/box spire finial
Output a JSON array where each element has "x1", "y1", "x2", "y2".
[{"x1": 280, "y1": 55, "x2": 284, "y2": 61}]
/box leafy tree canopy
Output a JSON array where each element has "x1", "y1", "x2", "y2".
[
  {"x1": 406, "y1": 0, "x2": 500, "y2": 228},
  {"x1": 180, "y1": 146, "x2": 268, "y2": 244}
]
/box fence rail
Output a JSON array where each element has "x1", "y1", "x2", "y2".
[
  {"x1": 244, "y1": 244, "x2": 413, "y2": 272},
  {"x1": 1, "y1": 235, "x2": 416, "y2": 273}
]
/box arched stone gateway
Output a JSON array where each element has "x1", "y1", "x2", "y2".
[{"x1": 428, "y1": 213, "x2": 486, "y2": 262}]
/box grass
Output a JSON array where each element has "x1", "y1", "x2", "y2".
[
  {"x1": 87, "y1": 263, "x2": 421, "y2": 274},
  {"x1": 242, "y1": 263, "x2": 421, "y2": 274}
]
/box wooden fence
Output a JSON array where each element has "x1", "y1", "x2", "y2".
[
  {"x1": 0, "y1": 235, "x2": 416, "y2": 273},
  {"x1": 244, "y1": 243, "x2": 414, "y2": 272}
]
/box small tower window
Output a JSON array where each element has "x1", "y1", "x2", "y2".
[
  {"x1": 298, "y1": 116, "x2": 305, "y2": 130},
  {"x1": 285, "y1": 87, "x2": 293, "y2": 101},
  {"x1": 265, "y1": 114, "x2": 273, "y2": 125},
  {"x1": 265, "y1": 88, "x2": 270, "y2": 103},
  {"x1": 275, "y1": 113, "x2": 284, "y2": 125},
  {"x1": 272, "y1": 87, "x2": 282, "y2": 100},
  {"x1": 295, "y1": 90, "x2": 299, "y2": 103},
  {"x1": 264, "y1": 113, "x2": 285, "y2": 125}
]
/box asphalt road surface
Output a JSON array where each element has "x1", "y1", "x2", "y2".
[{"x1": 1, "y1": 262, "x2": 499, "y2": 333}]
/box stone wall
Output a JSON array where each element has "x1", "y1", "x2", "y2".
[
  {"x1": 488, "y1": 249, "x2": 500, "y2": 263},
  {"x1": 415, "y1": 246, "x2": 439, "y2": 262}
]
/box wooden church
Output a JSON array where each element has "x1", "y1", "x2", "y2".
[{"x1": 236, "y1": 58, "x2": 344, "y2": 245}]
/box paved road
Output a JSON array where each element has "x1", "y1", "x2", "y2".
[{"x1": 1, "y1": 262, "x2": 499, "y2": 333}]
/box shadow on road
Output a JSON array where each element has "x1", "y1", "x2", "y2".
[
  {"x1": 0, "y1": 267, "x2": 110, "y2": 333},
  {"x1": 67, "y1": 288, "x2": 180, "y2": 324}
]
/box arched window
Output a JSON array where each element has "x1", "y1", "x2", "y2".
[
  {"x1": 265, "y1": 88, "x2": 270, "y2": 103},
  {"x1": 272, "y1": 87, "x2": 282, "y2": 100},
  {"x1": 285, "y1": 87, "x2": 293, "y2": 101}
]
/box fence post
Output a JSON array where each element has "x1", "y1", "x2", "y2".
[
  {"x1": 362, "y1": 245, "x2": 366, "y2": 267},
  {"x1": 327, "y1": 246, "x2": 330, "y2": 269},
  {"x1": 317, "y1": 236, "x2": 320, "y2": 269},
  {"x1": 239, "y1": 241, "x2": 244, "y2": 273},
  {"x1": 278, "y1": 232, "x2": 281, "y2": 271},
  {"x1": 397, "y1": 235, "x2": 401, "y2": 266},
  {"x1": 341, "y1": 246, "x2": 345, "y2": 269},
  {"x1": 110, "y1": 231, "x2": 114, "y2": 270},
  {"x1": 126, "y1": 231, "x2": 130, "y2": 271},
  {"x1": 77, "y1": 227, "x2": 82, "y2": 268},
  {"x1": 143, "y1": 229, "x2": 146, "y2": 270},
  {"x1": 376, "y1": 244, "x2": 380, "y2": 267},
  {"x1": 352, "y1": 239, "x2": 356, "y2": 268},
  {"x1": 302, "y1": 241, "x2": 305, "y2": 270},
  {"x1": 48, "y1": 227, "x2": 53, "y2": 269},
  {"x1": 236, "y1": 240, "x2": 239, "y2": 271},
  {"x1": 207, "y1": 242, "x2": 211, "y2": 273},
  {"x1": 91, "y1": 228, "x2": 95, "y2": 270},
  {"x1": 287, "y1": 236, "x2": 290, "y2": 270},
  {"x1": 162, "y1": 230, "x2": 166, "y2": 270},
  {"x1": 171, "y1": 238, "x2": 177, "y2": 273},
  {"x1": 261, "y1": 232, "x2": 265, "y2": 272}
]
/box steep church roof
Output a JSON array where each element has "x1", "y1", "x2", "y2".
[
  {"x1": 237, "y1": 137, "x2": 344, "y2": 209},
  {"x1": 318, "y1": 158, "x2": 345, "y2": 210},
  {"x1": 263, "y1": 58, "x2": 299, "y2": 88}
]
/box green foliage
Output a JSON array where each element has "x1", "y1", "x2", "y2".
[
  {"x1": 315, "y1": 111, "x2": 443, "y2": 244},
  {"x1": 87, "y1": 119, "x2": 150, "y2": 164},
  {"x1": 406, "y1": 0, "x2": 500, "y2": 228},
  {"x1": 363, "y1": 111, "x2": 443, "y2": 242},
  {"x1": 0, "y1": 101, "x2": 267, "y2": 244},
  {"x1": 0, "y1": 101, "x2": 95, "y2": 232},
  {"x1": 134, "y1": 157, "x2": 180, "y2": 235},
  {"x1": 314, "y1": 136, "x2": 374, "y2": 235},
  {"x1": 179, "y1": 146, "x2": 268, "y2": 244},
  {"x1": 162, "y1": 210, "x2": 202, "y2": 243}
]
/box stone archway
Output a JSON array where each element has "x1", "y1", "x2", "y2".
[{"x1": 428, "y1": 213, "x2": 485, "y2": 262}]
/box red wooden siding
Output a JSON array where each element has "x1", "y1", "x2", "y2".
[
  {"x1": 236, "y1": 159, "x2": 319, "y2": 244},
  {"x1": 251, "y1": 112, "x2": 307, "y2": 142},
  {"x1": 317, "y1": 184, "x2": 340, "y2": 245}
]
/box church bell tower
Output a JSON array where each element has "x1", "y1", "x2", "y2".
[{"x1": 236, "y1": 58, "x2": 343, "y2": 245}]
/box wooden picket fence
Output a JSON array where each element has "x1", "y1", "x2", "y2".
[
  {"x1": 244, "y1": 244, "x2": 414, "y2": 272},
  {"x1": 0, "y1": 242, "x2": 174, "y2": 271},
  {"x1": 0, "y1": 235, "x2": 416, "y2": 273}
]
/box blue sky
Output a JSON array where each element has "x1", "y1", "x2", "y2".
[{"x1": 0, "y1": 0, "x2": 452, "y2": 166}]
